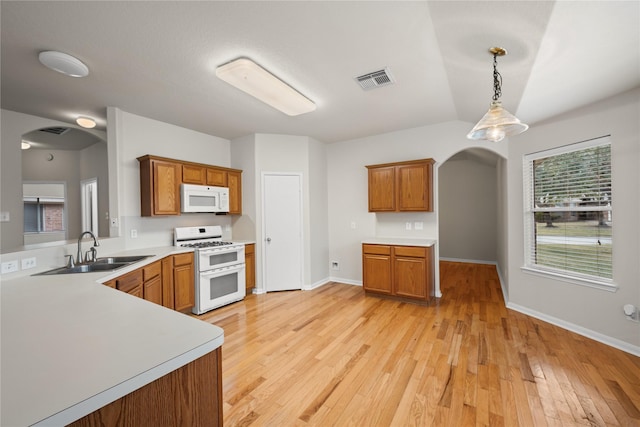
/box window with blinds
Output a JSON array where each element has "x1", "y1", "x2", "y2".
[{"x1": 523, "y1": 137, "x2": 612, "y2": 285}]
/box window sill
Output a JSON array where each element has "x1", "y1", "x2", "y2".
[{"x1": 520, "y1": 266, "x2": 618, "y2": 292}]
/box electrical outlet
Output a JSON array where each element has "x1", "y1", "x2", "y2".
[
  {"x1": 331, "y1": 261, "x2": 340, "y2": 271},
  {"x1": 0, "y1": 211, "x2": 10, "y2": 222},
  {"x1": 21, "y1": 257, "x2": 37, "y2": 270},
  {"x1": 405, "y1": 222, "x2": 412, "y2": 230},
  {"x1": 1, "y1": 260, "x2": 19, "y2": 274},
  {"x1": 350, "y1": 221, "x2": 356, "y2": 229},
  {"x1": 414, "y1": 221, "x2": 423, "y2": 230},
  {"x1": 130, "y1": 229, "x2": 138, "y2": 238}
]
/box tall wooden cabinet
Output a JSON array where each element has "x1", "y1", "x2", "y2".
[
  {"x1": 366, "y1": 158, "x2": 434, "y2": 212},
  {"x1": 137, "y1": 155, "x2": 242, "y2": 216},
  {"x1": 362, "y1": 243, "x2": 434, "y2": 304},
  {"x1": 139, "y1": 157, "x2": 182, "y2": 216}
]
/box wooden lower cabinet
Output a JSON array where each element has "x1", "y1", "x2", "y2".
[
  {"x1": 173, "y1": 253, "x2": 195, "y2": 312},
  {"x1": 68, "y1": 347, "x2": 222, "y2": 427},
  {"x1": 142, "y1": 261, "x2": 163, "y2": 305},
  {"x1": 113, "y1": 269, "x2": 143, "y2": 297},
  {"x1": 245, "y1": 243, "x2": 255, "y2": 292},
  {"x1": 103, "y1": 253, "x2": 194, "y2": 313},
  {"x1": 362, "y1": 245, "x2": 392, "y2": 294},
  {"x1": 362, "y1": 244, "x2": 434, "y2": 304}
]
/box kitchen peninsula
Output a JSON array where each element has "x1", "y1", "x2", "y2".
[{"x1": 1, "y1": 248, "x2": 224, "y2": 426}]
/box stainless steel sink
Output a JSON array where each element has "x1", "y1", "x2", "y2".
[
  {"x1": 94, "y1": 255, "x2": 152, "y2": 264},
  {"x1": 35, "y1": 255, "x2": 152, "y2": 275}
]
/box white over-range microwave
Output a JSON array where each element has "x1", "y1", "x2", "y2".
[{"x1": 181, "y1": 184, "x2": 230, "y2": 213}]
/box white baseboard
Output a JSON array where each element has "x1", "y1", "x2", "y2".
[
  {"x1": 303, "y1": 277, "x2": 331, "y2": 291},
  {"x1": 328, "y1": 276, "x2": 362, "y2": 286},
  {"x1": 507, "y1": 302, "x2": 640, "y2": 357}
]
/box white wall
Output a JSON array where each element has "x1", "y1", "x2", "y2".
[
  {"x1": 506, "y1": 88, "x2": 640, "y2": 353},
  {"x1": 326, "y1": 120, "x2": 508, "y2": 293},
  {"x1": 112, "y1": 109, "x2": 234, "y2": 248},
  {"x1": 251, "y1": 134, "x2": 329, "y2": 291},
  {"x1": 438, "y1": 156, "x2": 497, "y2": 262},
  {"x1": 308, "y1": 138, "x2": 329, "y2": 286}
]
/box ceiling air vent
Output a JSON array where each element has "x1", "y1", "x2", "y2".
[
  {"x1": 355, "y1": 68, "x2": 394, "y2": 90},
  {"x1": 39, "y1": 127, "x2": 70, "y2": 135}
]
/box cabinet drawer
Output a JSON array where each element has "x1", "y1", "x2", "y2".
[
  {"x1": 394, "y1": 246, "x2": 426, "y2": 258},
  {"x1": 116, "y1": 269, "x2": 143, "y2": 293},
  {"x1": 173, "y1": 252, "x2": 193, "y2": 266},
  {"x1": 182, "y1": 165, "x2": 206, "y2": 184},
  {"x1": 363, "y1": 244, "x2": 391, "y2": 255},
  {"x1": 143, "y1": 261, "x2": 161, "y2": 281}
]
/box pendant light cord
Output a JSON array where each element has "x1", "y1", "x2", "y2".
[{"x1": 492, "y1": 53, "x2": 502, "y2": 101}]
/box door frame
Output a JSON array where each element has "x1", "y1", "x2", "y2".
[{"x1": 260, "y1": 172, "x2": 304, "y2": 293}]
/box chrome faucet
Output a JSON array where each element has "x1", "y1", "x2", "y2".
[{"x1": 77, "y1": 231, "x2": 99, "y2": 264}]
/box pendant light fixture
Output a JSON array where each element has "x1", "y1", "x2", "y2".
[{"x1": 467, "y1": 47, "x2": 528, "y2": 142}]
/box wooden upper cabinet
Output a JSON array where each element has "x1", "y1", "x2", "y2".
[
  {"x1": 367, "y1": 166, "x2": 396, "y2": 211},
  {"x1": 138, "y1": 155, "x2": 243, "y2": 216},
  {"x1": 227, "y1": 170, "x2": 242, "y2": 215},
  {"x1": 206, "y1": 168, "x2": 228, "y2": 187},
  {"x1": 138, "y1": 156, "x2": 182, "y2": 216},
  {"x1": 366, "y1": 158, "x2": 434, "y2": 212},
  {"x1": 182, "y1": 165, "x2": 206, "y2": 185}
]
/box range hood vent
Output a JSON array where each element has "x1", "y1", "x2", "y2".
[
  {"x1": 355, "y1": 68, "x2": 394, "y2": 90},
  {"x1": 39, "y1": 127, "x2": 70, "y2": 135}
]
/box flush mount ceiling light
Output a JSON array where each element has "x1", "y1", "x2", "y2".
[
  {"x1": 21, "y1": 141, "x2": 31, "y2": 150},
  {"x1": 216, "y1": 58, "x2": 316, "y2": 116},
  {"x1": 38, "y1": 51, "x2": 89, "y2": 77},
  {"x1": 76, "y1": 116, "x2": 96, "y2": 128},
  {"x1": 467, "y1": 47, "x2": 528, "y2": 142}
]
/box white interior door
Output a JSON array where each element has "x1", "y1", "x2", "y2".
[
  {"x1": 81, "y1": 178, "x2": 98, "y2": 235},
  {"x1": 263, "y1": 173, "x2": 303, "y2": 292}
]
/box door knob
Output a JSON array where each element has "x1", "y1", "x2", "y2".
[{"x1": 266, "y1": 237, "x2": 272, "y2": 242}]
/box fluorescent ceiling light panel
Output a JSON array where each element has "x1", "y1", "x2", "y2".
[{"x1": 216, "y1": 58, "x2": 315, "y2": 116}]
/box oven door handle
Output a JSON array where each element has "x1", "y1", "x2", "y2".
[{"x1": 201, "y1": 264, "x2": 245, "y2": 277}]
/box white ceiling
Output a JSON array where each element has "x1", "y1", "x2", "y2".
[{"x1": 2, "y1": 1, "x2": 638, "y2": 144}]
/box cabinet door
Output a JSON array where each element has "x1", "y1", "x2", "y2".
[
  {"x1": 368, "y1": 166, "x2": 396, "y2": 212},
  {"x1": 144, "y1": 275, "x2": 163, "y2": 305},
  {"x1": 152, "y1": 160, "x2": 181, "y2": 215},
  {"x1": 397, "y1": 163, "x2": 432, "y2": 211},
  {"x1": 115, "y1": 269, "x2": 143, "y2": 296},
  {"x1": 227, "y1": 170, "x2": 242, "y2": 215},
  {"x1": 174, "y1": 253, "x2": 195, "y2": 312},
  {"x1": 206, "y1": 168, "x2": 228, "y2": 186},
  {"x1": 394, "y1": 255, "x2": 426, "y2": 299},
  {"x1": 161, "y1": 257, "x2": 175, "y2": 310},
  {"x1": 362, "y1": 253, "x2": 392, "y2": 295},
  {"x1": 182, "y1": 164, "x2": 206, "y2": 184},
  {"x1": 245, "y1": 243, "x2": 255, "y2": 291}
]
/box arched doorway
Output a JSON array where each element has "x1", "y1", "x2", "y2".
[{"x1": 438, "y1": 148, "x2": 503, "y2": 263}]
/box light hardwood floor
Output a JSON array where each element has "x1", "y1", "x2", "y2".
[{"x1": 198, "y1": 261, "x2": 640, "y2": 426}]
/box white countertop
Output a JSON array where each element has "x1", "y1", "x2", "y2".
[
  {"x1": 0, "y1": 246, "x2": 224, "y2": 426},
  {"x1": 362, "y1": 237, "x2": 437, "y2": 247}
]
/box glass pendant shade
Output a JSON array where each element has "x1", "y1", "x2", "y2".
[{"x1": 466, "y1": 100, "x2": 529, "y2": 142}]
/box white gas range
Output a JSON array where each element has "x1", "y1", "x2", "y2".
[{"x1": 174, "y1": 226, "x2": 246, "y2": 315}]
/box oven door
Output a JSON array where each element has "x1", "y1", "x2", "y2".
[
  {"x1": 198, "y1": 245, "x2": 245, "y2": 270},
  {"x1": 194, "y1": 263, "x2": 246, "y2": 315}
]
